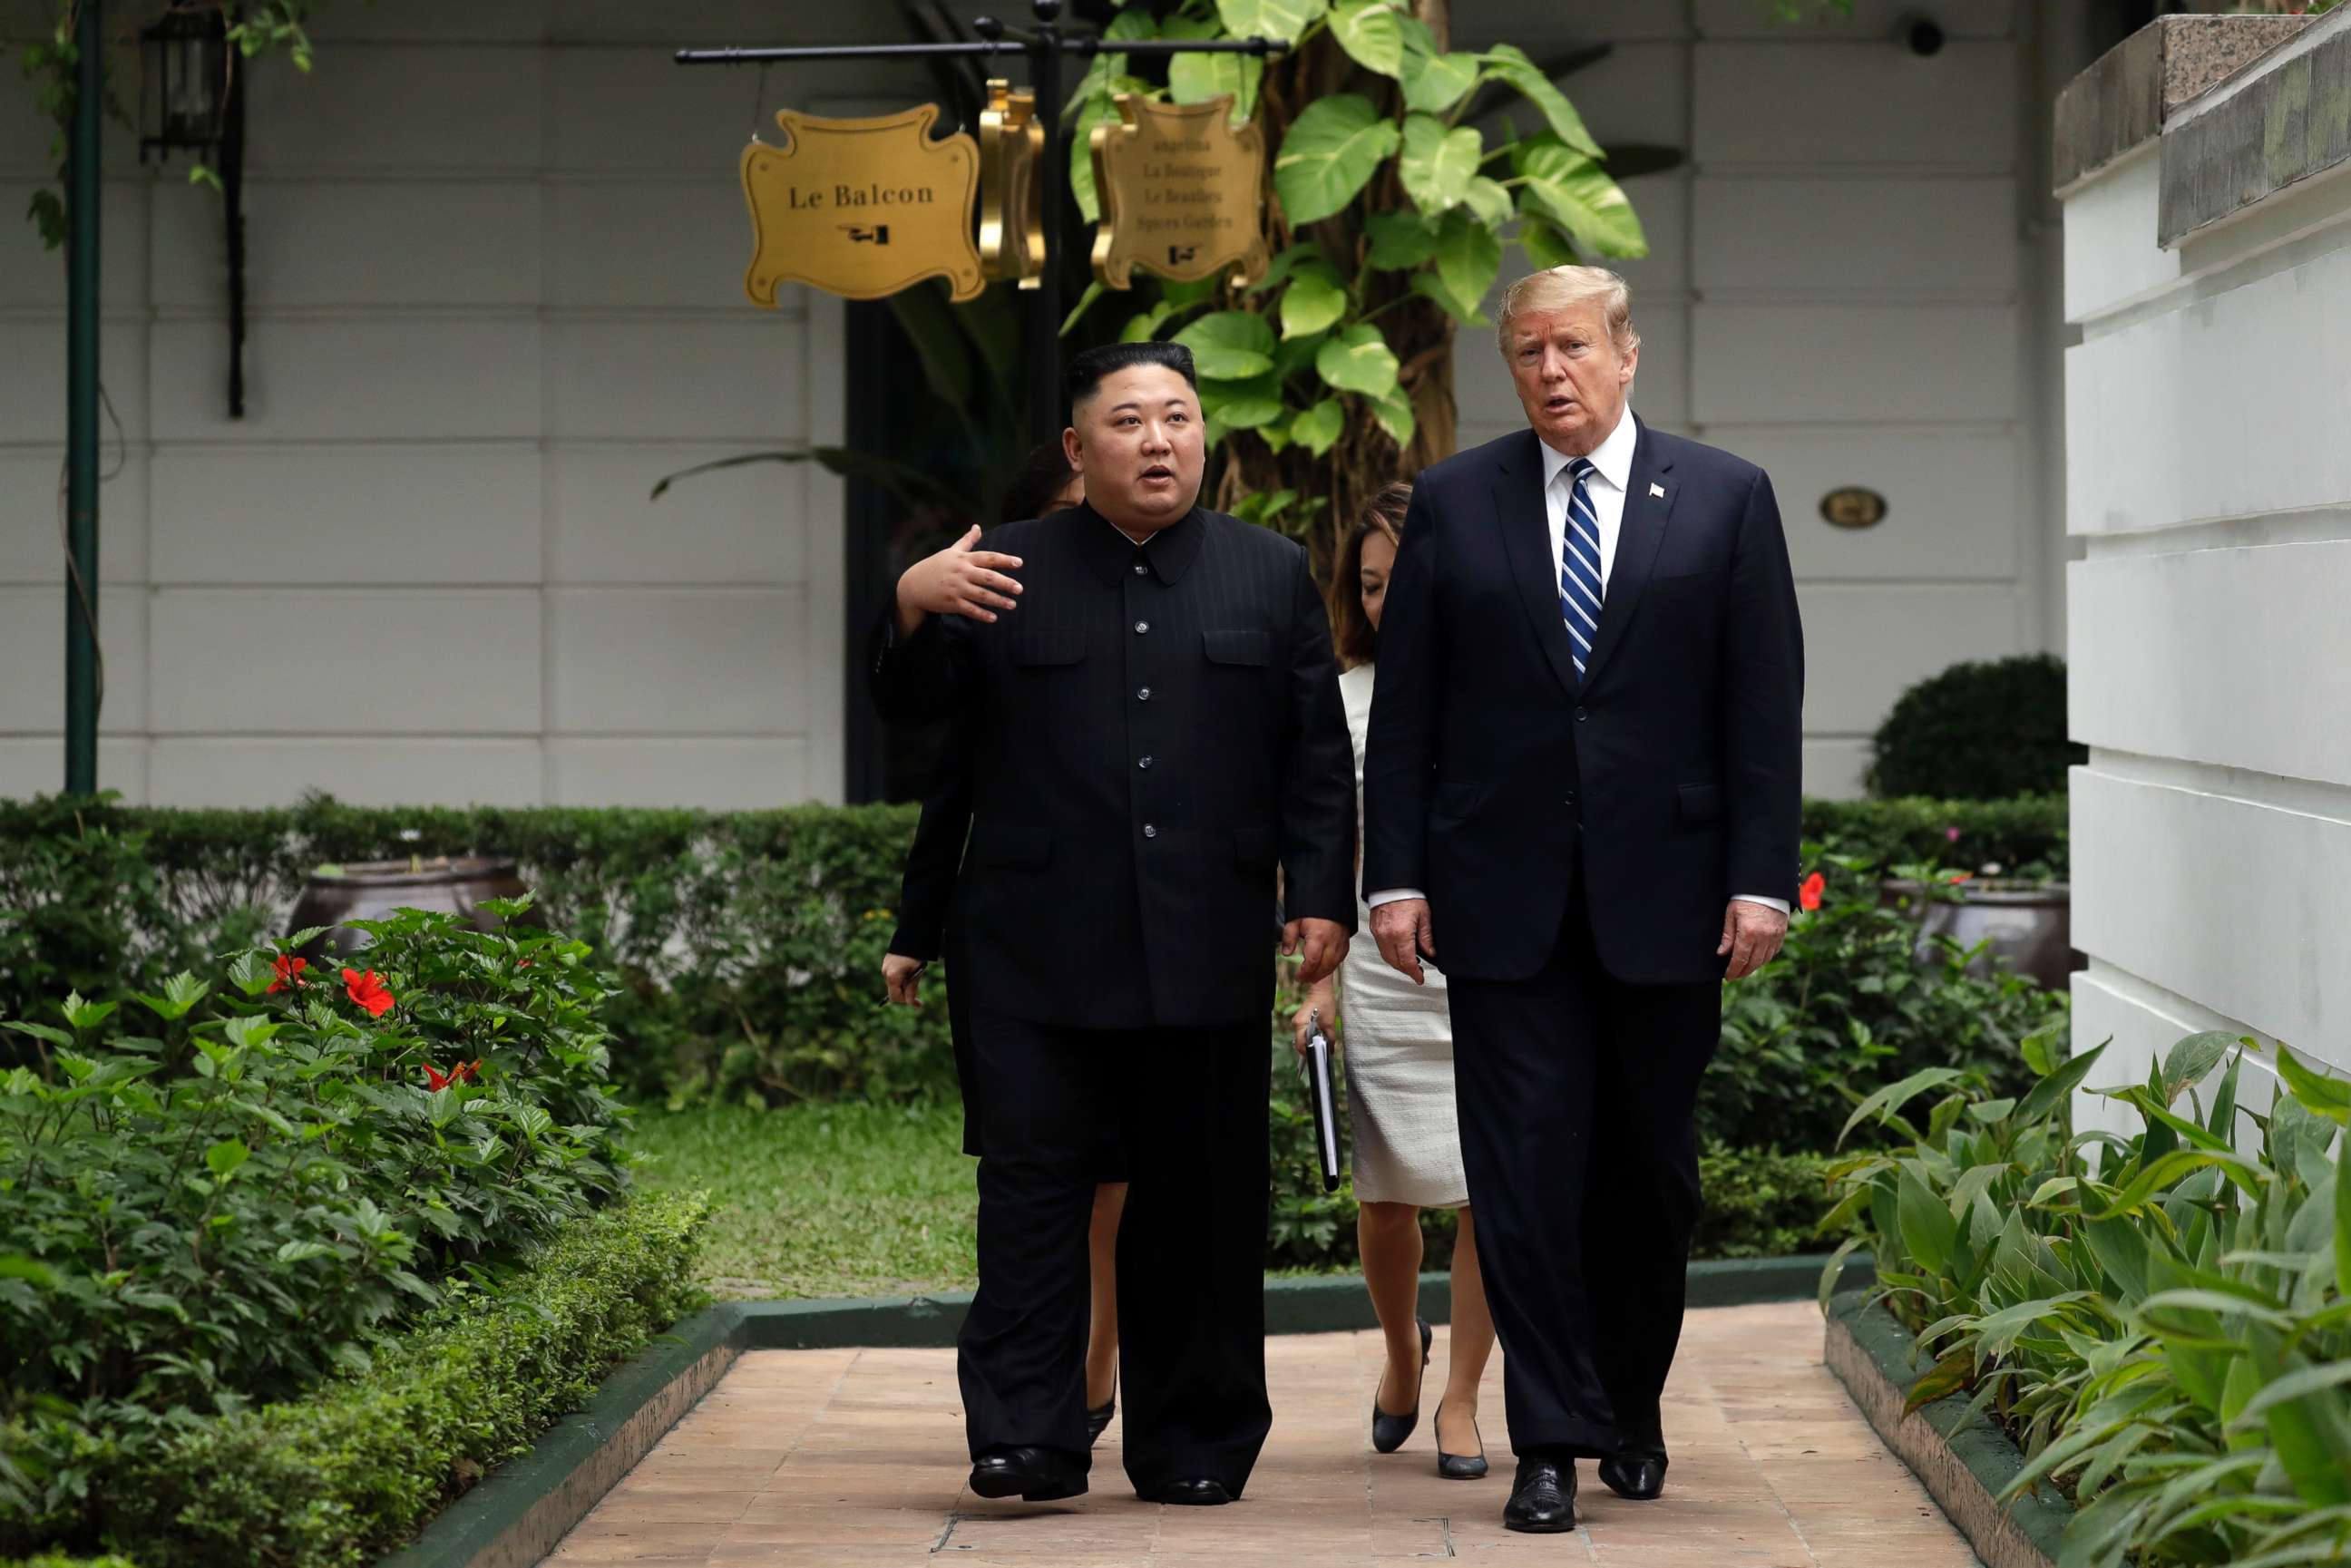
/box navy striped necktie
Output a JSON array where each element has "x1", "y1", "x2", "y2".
[{"x1": 1556, "y1": 457, "x2": 1603, "y2": 682}]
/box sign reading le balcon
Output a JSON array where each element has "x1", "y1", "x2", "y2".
[
  {"x1": 741, "y1": 105, "x2": 986, "y2": 304},
  {"x1": 738, "y1": 91, "x2": 1265, "y2": 307}
]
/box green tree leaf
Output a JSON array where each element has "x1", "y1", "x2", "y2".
[
  {"x1": 1168, "y1": 49, "x2": 1263, "y2": 127},
  {"x1": 1290, "y1": 398, "x2": 1343, "y2": 456},
  {"x1": 1462, "y1": 175, "x2": 1514, "y2": 228},
  {"x1": 1410, "y1": 268, "x2": 1487, "y2": 326},
  {"x1": 1371, "y1": 384, "x2": 1416, "y2": 447},
  {"x1": 2279, "y1": 1042, "x2": 2351, "y2": 1127},
  {"x1": 1512, "y1": 134, "x2": 1647, "y2": 258},
  {"x1": 1402, "y1": 48, "x2": 1481, "y2": 114},
  {"x1": 205, "y1": 1137, "x2": 249, "y2": 1180},
  {"x1": 1433, "y1": 208, "x2": 1502, "y2": 322},
  {"x1": 1215, "y1": 0, "x2": 1330, "y2": 45},
  {"x1": 1399, "y1": 113, "x2": 1481, "y2": 214},
  {"x1": 1278, "y1": 264, "x2": 1350, "y2": 339},
  {"x1": 1175, "y1": 310, "x2": 1277, "y2": 378},
  {"x1": 1070, "y1": 90, "x2": 1134, "y2": 225},
  {"x1": 1517, "y1": 213, "x2": 1577, "y2": 271},
  {"x1": 1197, "y1": 373, "x2": 1288, "y2": 429},
  {"x1": 1365, "y1": 209, "x2": 1439, "y2": 270},
  {"x1": 2161, "y1": 1030, "x2": 2240, "y2": 1105},
  {"x1": 1328, "y1": 0, "x2": 1405, "y2": 77},
  {"x1": 1274, "y1": 95, "x2": 1402, "y2": 227},
  {"x1": 1315, "y1": 322, "x2": 1400, "y2": 397},
  {"x1": 1480, "y1": 44, "x2": 1603, "y2": 158},
  {"x1": 1896, "y1": 1165, "x2": 1957, "y2": 1278}
]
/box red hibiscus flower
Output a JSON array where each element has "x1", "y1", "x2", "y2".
[
  {"x1": 455, "y1": 1059, "x2": 480, "y2": 1085},
  {"x1": 1946, "y1": 871, "x2": 1973, "y2": 885},
  {"x1": 1799, "y1": 872, "x2": 1826, "y2": 912},
  {"x1": 424, "y1": 1059, "x2": 481, "y2": 1092},
  {"x1": 423, "y1": 1062, "x2": 452, "y2": 1091},
  {"x1": 267, "y1": 954, "x2": 307, "y2": 993},
  {"x1": 342, "y1": 968, "x2": 395, "y2": 1018}
]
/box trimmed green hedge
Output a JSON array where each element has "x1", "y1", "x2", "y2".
[
  {"x1": 3, "y1": 792, "x2": 2066, "y2": 1107},
  {"x1": 63, "y1": 1190, "x2": 707, "y2": 1568}
]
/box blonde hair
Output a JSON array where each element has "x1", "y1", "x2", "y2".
[{"x1": 1495, "y1": 266, "x2": 1640, "y2": 357}]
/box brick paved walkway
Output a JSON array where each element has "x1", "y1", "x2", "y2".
[{"x1": 542, "y1": 1300, "x2": 1977, "y2": 1567}]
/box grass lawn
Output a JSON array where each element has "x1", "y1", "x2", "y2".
[{"x1": 628, "y1": 1099, "x2": 978, "y2": 1300}]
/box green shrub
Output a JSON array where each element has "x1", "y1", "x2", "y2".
[
  {"x1": 1801, "y1": 793, "x2": 2068, "y2": 882},
  {"x1": 32, "y1": 1190, "x2": 708, "y2": 1568},
  {"x1": 0, "y1": 904, "x2": 635, "y2": 1554},
  {"x1": 1823, "y1": 1030, "x2": 2351, "y2": 1565},
  {"x1": 1706, "y1": 849, "x2": 2063, "y2": 1152},
  {"x1": 1693, "y1": 1144, "x2": 1848, "y2": 1260},
  {"x1": 1865, "y1": 653, "x2": 2082, "y2": 801}
]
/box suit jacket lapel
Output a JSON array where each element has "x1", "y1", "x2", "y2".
[
  {"x1": 1580, "y1": 416, "x2": 1676, "y2": 692},
  {"x1": 1491, "y1": 430, "x2": 1584, "y2": 701}
]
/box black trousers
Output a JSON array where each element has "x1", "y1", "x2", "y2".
[
  {"x1": 1446, "y1": 890, "x2": 1721, "y2": 1460},
  {"x1": 959, "y1": 1008, "x2": 1272, "y2": 1496}
]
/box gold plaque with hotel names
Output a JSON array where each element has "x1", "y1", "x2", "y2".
[
  {"x1": 1090, "y1": 93, "x2": 1269, "y2": 290},
  {"x1": 978, "y1": 80, "x2": 1045, "y2": 288},
  {"x1": 740, "y1": 104, "x2": 984, "y2": 306}
]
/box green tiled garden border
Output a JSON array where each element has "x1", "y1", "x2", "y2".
[
  {"x1": 1823, "y1": 1290, "x2": 2071, "y2": 1568},
  {"x1": 382, "y1": 1252, "x2": 1869, "y2": 1567}
]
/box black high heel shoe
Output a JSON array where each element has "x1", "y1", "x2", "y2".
[
  {"x1": 1371, "y1": 1316, "x2": 1432, "y2": 1454},
  {"x1": 1436, "y1": 1410, "x2": 1488, "y2": 1480},
  {"x1": 1086, "y1": 1374, "x2": 1117, "y2": 1446}
]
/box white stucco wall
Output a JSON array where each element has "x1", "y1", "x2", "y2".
[{"x1": 2058, "y1": 7, "x2": 2351, "y2": 1125}]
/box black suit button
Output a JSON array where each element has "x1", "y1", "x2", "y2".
[
  {"x1": 1143, "y1": 823, "x2": 1158, "y2": 839},
  {"x1": 1136, "y1": 687, "x2": 1152, "y2": 701},
  {"x1": 1563, "y1": 789, "x2": 1578, "y2": 805},
  {"x1": 1132, "y1": 561, "x2": 1148, "y2": 576},
  {"x1": 1134, "y1": 619, "x2": 1149, "y2": 634},
  {"x1": 1575, "y1": 706, "x2": 1588, "y2": 722},
  {"x1": 1137, "y1": 755, "x2": 1154, "y2": 769}
]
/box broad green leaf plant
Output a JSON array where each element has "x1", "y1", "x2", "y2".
[
  {"x1": 1063, "y1": 0, "x2": 1647, "y2": 574},
  {"x1": 1822, "y1": 1030, "x2": 2351, "y2": 1567}
]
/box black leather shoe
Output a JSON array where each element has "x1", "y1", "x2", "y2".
[
  {"x1": 1148, "y1": 1477, "x2": 1234, "y2": 1505},
  {"x1": 1597, "y1": 1451, "x2": 1667, "y2": 1501},
  {"x1": 1371, "y1": 1316, "x2": 1433, "y2": 1454},
  {"x1": 970, "y1": 1446, "x2": 1086, "y2": 1503},
  {"x1": 1086, "y1": 1376, "x2": 1117, "y2": 1446},
  {"x1": 1503, "y1": 1456, "x2": 1576, "y2": 1533},
  {"x1": 1436, "y1": 1414, "x2": 1488, "y2": 1480}
]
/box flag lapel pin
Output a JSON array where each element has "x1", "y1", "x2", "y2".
[{"x1": 1649, "y1": 482, "x2": 1666, "y2": 499}]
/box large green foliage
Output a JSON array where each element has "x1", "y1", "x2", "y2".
[
  {"x1": 0, "y1": 904, "x2": 640, "y2": 1558},
  {"x1": 1823, "y1": 1032, "x2": 2351, "y2": 1566},
  {"x1": 1866, "y1": 654, "x2": 2083, "y2": 802}
]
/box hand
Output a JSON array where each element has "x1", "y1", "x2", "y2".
[
  {"x1": 1283, "y1": 917, "x2": 1349, "y2": 986},
  {"x1": 894, "y1": 524, "x2": 1025, "y2": 635},
  {"x1": 1718, "y1": 899, "x2": 1789, "y2": 980},
  {"x1": 882, "y1": 952, "x2": 928, "y2": 1007},
  {"x1": 1371, "y1": 898, "x2": 1436, "y2": 986},
  {"x1": 1290, "y1": 979, "x2": 1336, "y2": 1058}
]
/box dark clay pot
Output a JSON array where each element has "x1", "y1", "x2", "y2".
[
  {"x1": 1880, "y1": 878, "x2": 2079, "y2": 990},
  {"x1": 288, "y1": 856, "x2": 529, "y2": 958}
]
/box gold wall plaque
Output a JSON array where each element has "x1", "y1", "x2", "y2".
[
  {"x1": 741, "y1": 104, "x2": 983, "y2": 306},
  {"x1": 978, "y1": 80, "x2": 1045, "y2": 288},
  {"x1": 1819, "y1": 486, "x2": 1888, "y2": 530},
  {"x1": 1090, "y1": 93, "x2": 1269, "y2": 290}
]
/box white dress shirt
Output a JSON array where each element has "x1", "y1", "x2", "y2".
[{"x1": 1366, "y1": 406, "x2": 1790, "y2": 919}]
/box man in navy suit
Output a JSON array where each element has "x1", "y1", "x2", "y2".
[{"x1": 1361, "y1": 266, "x2": 1804, "y2": 1533}]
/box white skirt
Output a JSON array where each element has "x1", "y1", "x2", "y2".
[{"x1": 1337, "y1": 901, "x2": 1468, "y2": 1208}]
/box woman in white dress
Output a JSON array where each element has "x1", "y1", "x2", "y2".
[{"x1": 1293, "y1": 481, "x2": 1497, "y2": 1479}]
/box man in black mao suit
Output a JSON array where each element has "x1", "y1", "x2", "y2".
[
  {"x1": 870, "y1": 341, "x2": 1355, "y2": 1506},
  {"x1": 1362, "y1": 267, "x2": 1804, "y2": 1533}
]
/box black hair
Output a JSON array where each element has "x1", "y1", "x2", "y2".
[
  {"x1": 1066, "y1": 340, "x2": 1197, "y2": 411},
  {"x1": 1000, "y1": 439, "x2": 1082, "y2": 524}
]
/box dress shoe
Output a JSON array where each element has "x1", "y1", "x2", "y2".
[
  {"x1": 1436, "y1": 1414, "x2": 1488, "y2": 1480},
  {"x1": 1503, "y1": 1456, "x2": 1577, "y2": 1534},
  {"x1": 1147, "y1": 1477, "x2": 1234, "y2": 1505},
  {"x1": 1086, "y1": 1374, "x2": 1117, "y2": 1446},
  {"x1": 1597, "y1": 1451, "x2": 1668, "y2": 1501},
  {"x1": 969, "y1": 1446, "x2": 1086, "y2": 1503},
  {"x1": 1371, "y1": 1315, "x2": 1433, "y2": 1454}
]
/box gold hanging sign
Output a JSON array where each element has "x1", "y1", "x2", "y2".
[
  {"x1": 740, "y1": 104, "x2": 984, "y2": 306},
  {"x1": 1090, "y1": 93, "x2": 1268, "y2": 290},
  {"x1": 978, "y1": 80, "x2": 1045, "y2": 288}
]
